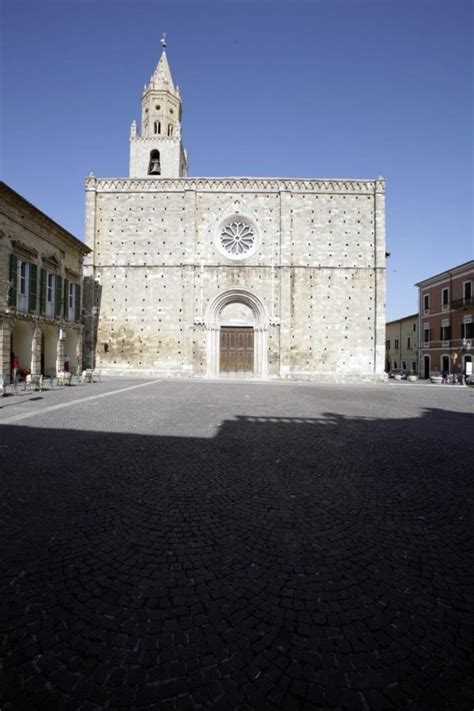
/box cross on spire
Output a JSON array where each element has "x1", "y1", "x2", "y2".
[{"x1": 161, "y1": 33, "x2": 167, "y2": 49}]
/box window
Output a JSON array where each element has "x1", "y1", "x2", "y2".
[
  {"x1": 442, "y1": 287, "x2": 449, "y2": 308},
  {"x1": 47, "y1": 273, "x2": 55, "y2": 316},
  {"x1": 413, "y1": 323, "x2": 416, "y2": 332},
  {"x1": 386, "y1": 339, "x2": 390, "y2": 350},
  {"x1": 154, "y1": 120, "x2": 161, "y2": 135},
  {"x1": 441, "y1": 324, "x2": 451, "y2": 342},
  {"x1": 19, "y1": 262, "x2": 27, "y2": 294},
  {"x1": 168, "y1": 124, "x2": 173, "y2": 137},
  {"x1": 402, "y1": 361, "x2": 406, "y2": 369},
  {"x1": 407, "y1": 337, "x2": 411, "y2": 350},
  {"x1": 412, "y1": 362, "x2": 417, "y2": 374},
  {"x1": 67, "y1": 283, "x2": 80, "y2": 321},
  {"x1": 464, "y1": 281, "x2": 472, "y2": 301},
  {"x1": 424, "y1": 324, "x2": 430, "y2": 344},
  {"x1": 395, "y1": 339, "x2": 399, "y2": 350},
  {"x1": 423, "y1": 294, "x2": 430, "y2": 310},
  {"x1": 18, "y1": 261, "x2": 29, "y2": 310},
  {"x1": 462, "y1": 322, "x2": 473, "y2": 339}
]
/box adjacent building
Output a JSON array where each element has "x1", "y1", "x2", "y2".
[
  {"x1": 385, "y1": 314, "x2": 418, "y2": 373},
  {"x1": 416, "y1": 260, "x2": 474, "y2": 378},
  {"x1": 84, "y1": 49, "x2": 387, "y2": 382},
  {"x1": 0, "y1": 182, "x2": 91, "y2": 383}
]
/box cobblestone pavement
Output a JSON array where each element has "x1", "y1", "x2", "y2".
[{"x1": 1, "y1": 380, "x2": 473, "y2": 710}]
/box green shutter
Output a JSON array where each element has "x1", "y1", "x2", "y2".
[
  {"x1": 40, "y1": 268, "x2": 46, "y2": 314},
  {"x1": 75, "y1": 284, "x2": 81, "y2": 322},
  {"x1": 9, "y1": 254, "x2": 18, "y2": 307},
  {"x1": 28, "y1": 263, "x2": 38, "y2": 312},
  {"x1": 64, "y1": 279, "x2": 69, "y2": 318},
  {"x1": 55, "y1": 275, "x2": 62, "y2": 318}
]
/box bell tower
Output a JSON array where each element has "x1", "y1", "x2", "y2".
[{"x1": 129, "y1": 37, "x2": 188, "y2": 178}]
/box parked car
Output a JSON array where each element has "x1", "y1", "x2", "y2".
[{"x1": 388, "y1": 368, "x2": 408, "y2": 379}]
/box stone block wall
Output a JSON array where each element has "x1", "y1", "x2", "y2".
[{"x1": 84, "y1": 177, "x2": 386, "y2": 381}]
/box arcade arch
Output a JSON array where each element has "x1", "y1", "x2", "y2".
[{"x1": 11, "y1": 320, "x2": 33, "y2": 374}]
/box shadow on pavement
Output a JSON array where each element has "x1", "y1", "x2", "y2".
[{"x1": 1, "y1": 408, "x2": 473, "y2": 710}]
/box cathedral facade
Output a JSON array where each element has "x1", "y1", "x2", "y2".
[{"x1": 84, "y1": 51, "x2": 386, "y2": 382}]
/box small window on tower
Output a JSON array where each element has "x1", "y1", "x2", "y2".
[
  {"x1": 148, "y1": 149, "x2": 161, "y2": 175},
  {"x1": 154, "y1": 120, "x2": 161, "y2": 135},
  {"x1": 168, "y1": 124, "x2": 173, "y2": 137}
]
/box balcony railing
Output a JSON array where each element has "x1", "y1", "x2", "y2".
[{"x1": 451, "y1": 295, "x2": 474, "y2": 310}]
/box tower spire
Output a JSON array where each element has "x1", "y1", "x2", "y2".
[
  {"x1": 149, "y1": 49, "x2": 175, "y2": 92},
  {"x1": 129, "y1": 38, "x2": 188, "y2": 178}
]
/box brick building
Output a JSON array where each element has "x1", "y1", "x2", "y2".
[
  {"x1": 84, "y1": 49, "x2": 386, "y2": 382},
  {"x1": 0, "y1": 182, "x2": 90, "y2": 383},
  {"x1": 416, "y1": 260, "x2": 473, "y2": 379},
  {"x1": 385, "y1": 314, "x2": 418, "y2": 373}
]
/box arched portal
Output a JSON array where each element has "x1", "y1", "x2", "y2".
[{"x1": 205, "y1": 287, "x2": 268, "y2": 378}]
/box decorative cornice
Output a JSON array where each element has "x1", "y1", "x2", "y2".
[
  {"x1": 11, "y1": 239, "x2": 39, "y2": 260},
  {"x1": 42, "y1": 254, "x2": 61, "y2": 271},
  {"x1": 84, "y1": 177, "x2": 381, "y2": 194},
  {"x1": 65, "y1": 267, "x2": 80, "y2": 281}
]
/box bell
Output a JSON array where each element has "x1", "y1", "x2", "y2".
[{"x1": 149, "y1": 160, "x2": 161, "y2": 175}]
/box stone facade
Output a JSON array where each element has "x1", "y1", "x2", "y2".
[
  {"x1": 84, "y1": 52, "x2": 386, "y2": 383},
  {"x1": 0, "y1": 182, "x2": 90, "y2": 383},
  {"x1": 385, "y1": 314, "x2": 418, "y2": 373}
]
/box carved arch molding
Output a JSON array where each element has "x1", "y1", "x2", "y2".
[{"x1": 204, "y1": 287, "x2": 269, "y2": 378}]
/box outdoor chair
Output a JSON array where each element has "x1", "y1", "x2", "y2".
[
  {"x1": 57, "y1": 371, "x2": 72, "y2": 386},
  {"x1": 81, "y1": 369, "x2": 93, "y2": 383},
  {"x1": 25, "y1": 374, "x2": 43, "y2": 391}
]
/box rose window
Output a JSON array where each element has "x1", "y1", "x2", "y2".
[{"x1": 220, "y1": 221, "x2": 255, "y2": 256}]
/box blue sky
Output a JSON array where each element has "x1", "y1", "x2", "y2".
[{"x1": 1, "y1": 0, "x2": 472, "y2": 321}]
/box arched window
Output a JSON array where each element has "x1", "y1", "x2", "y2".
[
  {"x1": 168, "y1": 124, "x2": 173, "y2": 137},
  {"x1": 148, "y1": 149, "x2": 161, "y2": 175},
  {"x1": 154, "y1": 120, "x2": 161, "y2": 135}
]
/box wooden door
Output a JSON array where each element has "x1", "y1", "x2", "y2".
[{"x1": 220, "y1": 327, "x2": 254, "y2": 373}]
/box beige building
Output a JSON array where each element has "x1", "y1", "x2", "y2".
[
  {"x1": 0, "y1": 182, "x2": 90, "y2": 383},
  {"x1": 84, "y1": 50, "x2": 386, "y2": 382},
  {"x1": 385, "y1": 314, "x2": 418, "y2": 373}
]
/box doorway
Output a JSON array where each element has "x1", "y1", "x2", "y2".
[
  {"x1": 220, "y1": 327, "x2": 254, "y2": 374},
  {"x1": 424, "y1": 355, "x2": 430, "y2": 379}
]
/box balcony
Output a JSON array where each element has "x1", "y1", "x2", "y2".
[{"x1": 451, "y1": 295, "x2": 474, "y2": 310}]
